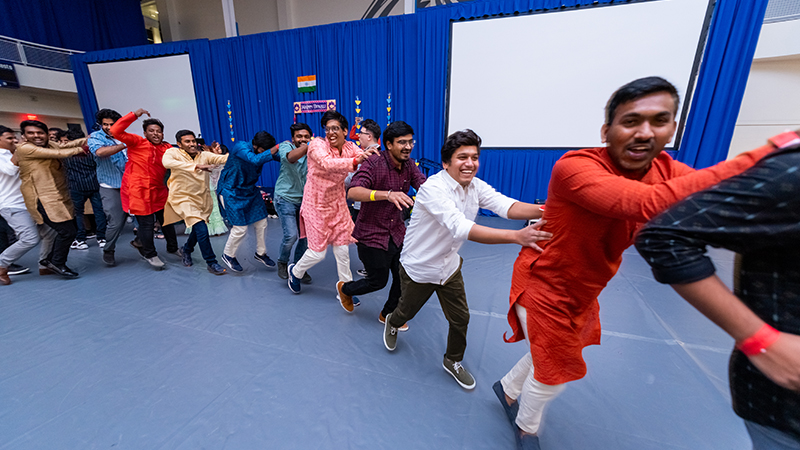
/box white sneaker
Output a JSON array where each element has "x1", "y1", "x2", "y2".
[
  {"x1": 98, "y1": 239, "x2": 106, "y2": 248},
  {"x1": 145, "y1": 255, "x2": 165, "y2": 270},
  {"x1": 70, "y1": 240, "x2": 88, "y2": 250}
]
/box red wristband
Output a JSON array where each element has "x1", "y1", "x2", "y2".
[
  {"x1": 353, "y1": 157, "x2": 358, "y2": 170},
  {"x1": 737, "y1": 324, "x2": 780, "y2": 356}
]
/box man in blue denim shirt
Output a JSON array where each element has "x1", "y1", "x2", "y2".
[
  {"x1": 273, "y1": 123, "x2": 312, "y2": 282},
  {"x1": 87, "y1": 109, "x2": 128, "y2": 266}
]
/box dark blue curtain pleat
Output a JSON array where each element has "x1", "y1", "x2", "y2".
[
  {"x1": 71, "y1": 0, "x2": 766, "y2": 200},
  {"x1": 1, "y1": 0, "x2": 146, "y2": 51},
  {"x1": 677, "y1": 0, "x2": 769, "y2": 169}
]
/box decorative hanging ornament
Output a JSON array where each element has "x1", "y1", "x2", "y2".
[{"x1": 227, "y1": 100, "x2": 235, "y2": 142}]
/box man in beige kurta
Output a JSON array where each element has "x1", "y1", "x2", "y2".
[
  {"x1": 162, "y1": 130, "x2": 228, "y2": 275},
  {"x1": 16, "y1": 120, "x2": 87, "y2": 278}
]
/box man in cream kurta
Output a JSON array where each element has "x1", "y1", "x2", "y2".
[{"x1": 162, "y1": 130, "x2": 228, "y2": 275}]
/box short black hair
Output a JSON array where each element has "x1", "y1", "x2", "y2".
[
  {"x1": 605, "y1": 76, "x2": 680, "y2": 125},
  {"x1": 20, "y1": 120, "x2": 48, "y2": 135},
  {"x1": 290, "y1": 122, "x2": 312, "y2": 138},
  {"x1": 218, "y1": 144, "x2": 229, "y2": 155},
  {"x1": 382, "y1": 121, "x2": 413, "y2": 147},
  {"x1": 175, "y1": 129, "x2": 196, "y2": 143},
  {"x1": 95, "y1": 108, "x2": 122, "y2": 124},
  {"x1": 0, "y1": 125, "x2": 14, "y2": 135},
  {"x1": 320, "y1": 110, "x2": 348, "y2": 134},
  {"x1": 66, "y1": 129, "x2": 85, "y2": 140},
  {"x1": 142, "y1": 118, "x2": 164, "y2": 133},
  {"x1": 441, "y1": 129, "x2": 481, "y2": 164},
  {"x1": 360, "y1": 119, "x2": 381, "y2": 141},
  {"x1": 252, "y1": 131, "x2": 276, "y2": 151}
]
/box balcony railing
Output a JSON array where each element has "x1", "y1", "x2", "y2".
[{"x1": 0, "y1": 36, "x2": 82, "y2": 72}]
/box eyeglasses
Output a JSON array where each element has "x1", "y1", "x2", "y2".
[
  {"x1": 396, "y1": 139, "x2": 416, "y2": 148},
  {"x1": 358, "y1": 130, "x2": 371, "y2": 136},
  {"x1": 325, "y1": 126, "x2": 342, "y2": 134}
]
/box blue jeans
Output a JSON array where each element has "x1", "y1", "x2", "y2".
[
  {"x1": 183, "y1": 221, "x2": 217, "y2": 265},
  {"x1": 746, "y1": 421, "x2": 800, "y2": 450},
  {"x1": 70, "y1": 189, "x2": 107, "y2": 241},
  {"x1": 274, "y1": 195, "x2": 307, "y2": 265}
]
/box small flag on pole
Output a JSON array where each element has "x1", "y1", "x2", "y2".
[{"x1": 298, "y1": 75, "x2": 316, "y2": 93}]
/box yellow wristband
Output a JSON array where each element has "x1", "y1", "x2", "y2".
[{"x1": 370, "y1": 190, "x2": 377, "y2": 201}]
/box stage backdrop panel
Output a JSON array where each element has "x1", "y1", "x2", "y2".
[
  {"x1": 447, "y1": 0, "x2": 711, "y2": 149},
  {"x1": 87, "y1": 54, "x2": 202, "y2": 141}
]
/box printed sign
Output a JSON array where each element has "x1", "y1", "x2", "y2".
[{"x1": 293, "y1": 100, "x2": 336, "y2": 114}]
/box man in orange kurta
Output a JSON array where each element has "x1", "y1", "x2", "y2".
[
  {"x1": 111, "y1": 109, "x2": 179, "y2": 269},
  {"x1": 493, "y1": 77, "x2": 778, "y2": 449}
]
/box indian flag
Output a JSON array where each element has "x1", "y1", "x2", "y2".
[{"x1": 298, "y1": 75, "x2": 316, "y2": 93}]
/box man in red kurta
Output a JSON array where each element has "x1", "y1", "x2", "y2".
[
  {"x1": 493, "y1": 77, "x2": 777, "y2": 450},
  {"x1": 111, "y1": 109, "x2": 179, "y2": 269}
]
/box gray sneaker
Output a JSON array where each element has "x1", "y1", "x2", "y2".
[
  {"x1": 383, "y1": 312, "x2": 398, "y2": 351},
  {"x1": 442, "y1": 356, "x2": 476, "y2": 390},
  {"x1": 145, "y1": 255, "x2": 165, "y2": 270}
]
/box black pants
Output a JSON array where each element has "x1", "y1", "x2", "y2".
[
  {"x1": 135, "y1": 209, "x2": 177, "y2": 258},
  {"x1": 341, "y1": 238, "x2": 402, "y2": 317},
  {"x1": 36, "y1": 201, "x2": 77, "y2": 266}
]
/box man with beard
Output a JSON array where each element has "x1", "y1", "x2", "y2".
[
  {"x1": 15, "y1": 120, "x2": 86, "y2": 278},
  {"x1": 338, "y1": 121, "x2": 425, "y2": 326},
  {"x1": 111, "y1": 109, "x2": 179, "y2": 270},
  {"x1": 494, "y1": 77, "x2": 779, "y2": 450}
]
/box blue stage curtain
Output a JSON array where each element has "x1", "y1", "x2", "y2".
[
  {"x1": 70, "y1": 0, "x2": 766, "y2": 200},
  {"x1": 70, "y1": 40, "x2": 221, "y2": 143},
  {"x1": 209, "y1": 15, "x2": 422, "y2": 187},
  {"x1": 1, "y1": 0, "x2": 146, "y2": 52},
  {"x1": 677, "y1": 0, "x2": 769, "y2": 169}
]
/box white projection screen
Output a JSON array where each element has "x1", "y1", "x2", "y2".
[
  {"x1": 88, "y1": 54, "x2": 202, "y2": 142},
  {"x1": 447, "y1": 0, "x2": 713, "y2": 149}
]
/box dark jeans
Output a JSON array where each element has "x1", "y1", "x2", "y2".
[
  {"x1": 70, "y1": 189, "x2": 107, "y2": 241},
  {"x1": 183, "y1": 221, "x2": 217, "y2": 265},
  {"x1": 341, "y1": 239, "x2": 402, "y2": 317},
  {"x1": 389, "y1": 261, "x2": 469, "y2": 362},
  {"x1": 135, "y1": 209, "x2": 177, "y2": 258},
  {"x1": 36, "y1": 201, "x2": 77, "y2": 266},
  {"x1": 275, "y1": 195, "x2": 307, "y2": 265}
]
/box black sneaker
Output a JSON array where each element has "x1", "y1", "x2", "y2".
[
  {"x1": 7, "y1": 264, "x2": 30, "y2": 275},
  {"x1": 102, "y1": 251, "x2": 116, "y2": 266},
  {"x1": 254, "y1": 253, "x2": 276, "y2": 267}
]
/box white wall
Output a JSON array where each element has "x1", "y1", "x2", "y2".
[
  {"x1": 0, "y1": 87, "x2": 85, "y2": 132},
  {"x1": 727, "y1": 19, "x2": 800, "y2": 158}
]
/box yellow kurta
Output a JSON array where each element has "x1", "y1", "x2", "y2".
[
  {"x1": 16, "y1": 138, "x2": 87, "y2": 224},
  {"x1": 162, "y1": 148, "x2": 228, "y2": 227}
]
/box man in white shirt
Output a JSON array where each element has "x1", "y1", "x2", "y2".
[
  {"x1": 383, "y1": 129, "x2": 550, "y2": 389},
  {"x1": 0, "y1": 125, "x2": 42, "y2": 285}
]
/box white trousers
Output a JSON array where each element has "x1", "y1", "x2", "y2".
[
  {"x1": 501, "y1": 303, "x2": 566, "y2": 434},
  {"x1": 223, "y1": 218, "x2": 267, "y2": 257},
  {"x1": 290, "y1": 245, "x2": 352, "y2": 283},
  {"x1": 38, "y1": 224, "x2": 57, "y2": 265}
]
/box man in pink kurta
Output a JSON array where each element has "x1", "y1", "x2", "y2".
[
  {"x1": 288, "y1": 110, "x2": 377, "y2": 312},
  {"x1": 300, "y1": 137, "x2": 361, "y2": 251}
]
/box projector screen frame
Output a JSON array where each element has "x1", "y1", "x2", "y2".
[
  {"x1": 444, "y1": 0, "x2": 717, "y2": 152},
  {"x1": 87, "y1": 52, "x2": 203, "y2": 142}
]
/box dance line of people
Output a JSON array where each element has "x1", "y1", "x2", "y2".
[{"x1": 1, "y1": 76, "x2": 798, "y2": 450}]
